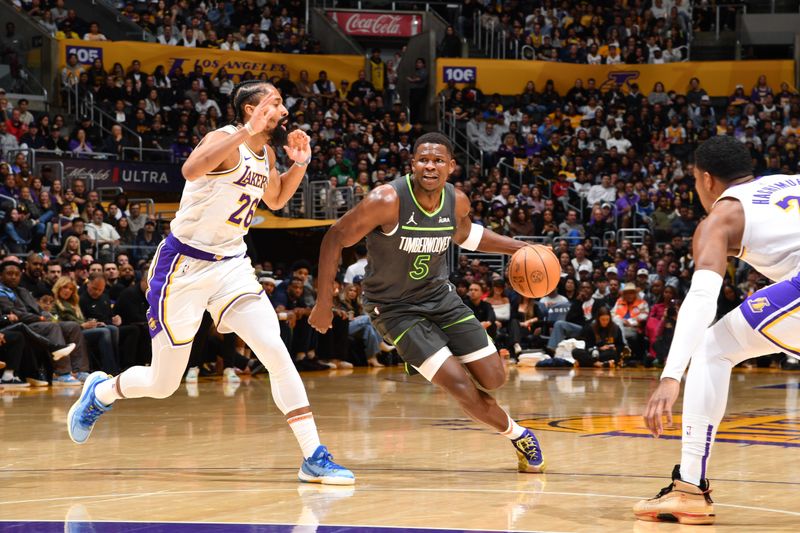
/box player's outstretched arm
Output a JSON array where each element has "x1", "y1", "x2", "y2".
[
  {"x1": 308, "y1": 185, "x2": 399, "y2": 334},
  {"x1": 643, "y1": 198, "x2": 744, "y2": 437},
  {"x1": 452, "y1": 189, "x2": 527, "y2": 255},
  {"x1": 263, "y1": 130, "x2": 311, "y2": 210},
  {"x1": 182, "y1": 92, "x2": 280, "y2": 181}
]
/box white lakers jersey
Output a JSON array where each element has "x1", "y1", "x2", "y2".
[
  {"x1": 715, "y1": 173, "x2": 800, "y2": 282},
  {"x1": 171, "y1": 125, "x2": 270, "y2": 257}
]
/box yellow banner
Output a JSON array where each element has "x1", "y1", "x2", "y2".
[
  {"x1": 437, "y1": 58, "x2": 796, "y2": 97},
  {"x1": 153, "y1": 202, "x2": 334, "y2": 229},
  {"x1": 60, "y1": 39, "x2": 363, "y2": 85}
]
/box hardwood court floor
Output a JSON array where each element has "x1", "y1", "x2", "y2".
[{"x1": 1, "y1": 366, "x2": 799, "y2": 532}]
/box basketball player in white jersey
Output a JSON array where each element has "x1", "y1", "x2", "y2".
[
  {"x1": 67, "y1": 80, "x2": 354, "y2": 485},
  {"x1": 633, "y1": 136, "x2": 800, "y2": 523}
]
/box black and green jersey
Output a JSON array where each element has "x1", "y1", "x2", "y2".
[{"x1": 363, "y1": 174, "x2": 456, "y2": 304}]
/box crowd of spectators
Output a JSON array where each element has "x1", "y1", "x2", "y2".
[
  {"x1": 462, "y1": 0, "x2": 692, "y2": 63},
  {"x1": 3, "y1": 0, "x2": 800, "y2": 383},
  {"x1": 15, "y1": 0, "x2": 320, "y2": 55},
  {"x1": 435, "y1": 70, "x2": 798, "y2": 368}
]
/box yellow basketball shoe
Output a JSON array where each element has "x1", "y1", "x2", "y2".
[{"x1": 633, "y1": 465, "x2": 715, "y2": 525}]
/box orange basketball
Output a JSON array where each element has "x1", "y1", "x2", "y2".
[{"x1": 507, "y1": 245, "x2": 561, "y2": 298}]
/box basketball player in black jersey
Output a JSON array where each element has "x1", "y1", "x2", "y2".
[{"x1": 309, "y1": 132, "x2": 545, "y2": 472}]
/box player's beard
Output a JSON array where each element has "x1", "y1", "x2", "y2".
[{"x1": 268, "y1": 117, "x2": 290, "y2": 147}]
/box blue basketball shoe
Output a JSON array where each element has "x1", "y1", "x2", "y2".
[
  {"x1": 67, "y1": 371, "x2": 112, "y2": 444},
  {"x1": 298, "y1": 445, "x2": 355, "y2": 485},
  {"x1": 513, "y1": 428, "x2": 545, "y2": 473}
]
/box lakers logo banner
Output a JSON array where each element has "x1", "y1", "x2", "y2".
[
  {"x1": 436, "y1": 58, "x2": 796, "y2": 97},
  {"x1": 60, "y1": 39, "x2": 363, "y2": 85}
]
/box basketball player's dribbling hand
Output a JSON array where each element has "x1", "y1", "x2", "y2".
[
  {"x1": 284, "y1": 129, "x2": 311, "y2": 164},
  {"x1": 643, "y1": 377, "x2": 680, "y2": 438},
  {"x1": 309, "y1": 304, "x2": 332, "y2": 334}
]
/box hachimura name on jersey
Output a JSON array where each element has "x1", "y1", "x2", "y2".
[{"x1": 749, "y1": 177, "x2": 800, "y2": 205}]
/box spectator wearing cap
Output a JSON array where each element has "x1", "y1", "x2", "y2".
[
  {"x1": 636, "y1": 267, "x2": 651, "y2": 291},
  {"x1": 592, "y1": 276, "x2": 612, "y2": 306},
  {"x1": 133, "y1": 220, "x2": 160, "y2": 264},
  {"x1": 171, "y1": 132, "x2": 193, "y2": 160},
  {"x1": 19, "y1": 254, "x2": 50, "y2": 299},
  {"x1": 612, "y1": 282, "x2": 649, "y2": 359}
]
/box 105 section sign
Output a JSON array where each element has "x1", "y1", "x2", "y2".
[{"x1": 328, "y1": 11, "x2": 422, "y2": 37}]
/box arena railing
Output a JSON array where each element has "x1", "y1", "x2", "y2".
[
  {"x1": 95, "y1": 187, "x2": 123, "y2": 202},
  {"x1": 0, "y1": 194, "x2": 18, "y2": 209},
  {"x1": 129, "y1": 198, "x2": 156, "y2": 218},
  {"x1": 64, "y1": 87, "x2": 144, "y2": 159},
  {"x1": 513, "y1": 235, "x2": 553, "y2": 247},
  {"x1": 447, "y1": 247, "x2": 506, "y2": 277},
  {"x1": 616, "y1": 228, "x2": 650, "y2": 247},
  {"x1": 121, "y1": 147, "x2": 175, "y2": 163},
  {"x1": 438, "y1": 95, "x2": 483, "y2": 176},
  {"x1": 309, "y1": 181, "x2": 332, "y2": 219},
  {"x1": 34, "y1": 160, "x2": 64, "y2": 186},
  {"x1": 473, "y1": 12, "x2": 693, "y2": 61}
]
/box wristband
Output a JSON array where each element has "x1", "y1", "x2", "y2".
[
  {"x1": 460, "y1": 223, "x2": 484, "y2": 251},
  {"x1": 293, "y1": 154, "x2": 312, "y2": 168},
  {"x1": 278, "y1": 312, "x2": 287, "y2": 320},
  {"x1": 244, "y1": 122, "x2": 256, "y2": 136}
]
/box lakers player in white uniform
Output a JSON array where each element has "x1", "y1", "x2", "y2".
[
  {"x1": 633, "y1": 136, "x2": 800, "y2": 523},
  {"x1": 67, "y1": 80, "x2": 354, "y2": 485}
]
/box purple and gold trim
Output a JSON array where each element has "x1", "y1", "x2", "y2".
[
  {"x1": 740, "y1": 277, "x2": 800, "y2": 357},
  {"x1": 164, "y1": 234, "x2": 243, "y2": 262},
  {"x1": 216, "y1": 290, "x2": 265, "y2": 325}
]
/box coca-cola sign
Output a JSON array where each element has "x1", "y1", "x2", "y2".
[{"x1": 328, "y1": 11, "x2": 422, "y2": 38}]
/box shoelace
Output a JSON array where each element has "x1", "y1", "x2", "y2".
[
  {"x1": 514, "y1": 436, "x2": 540, "y2": 461},
  {"x1": 80, "y1": 403, "x2": 104, "y2": 426},
  {"x1": 314, "y1": 451, "x2": 343, "y2": 470},
  {"x1": 654, "y1": 481, "x2": 675, "y2": 499}
]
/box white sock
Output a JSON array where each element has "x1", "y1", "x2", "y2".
[
  {"x1": 2, "y1": 369, "x2": 14, "y2": 381},
  {"x1": 288, "y1": 413, "x2": 322, "y2": 458},
  {"x1": 95, "y1": 376, "x2": 123, "y2": 406},
  {"x1": 500, "y1": 414, "x2": 526, "y2": 440},
  {"x1": 679, "y1": 310, "x2": 775, "y2": 486},
  {"x1": 680, "y1": 413, "x2": 714, "y2": 486}
]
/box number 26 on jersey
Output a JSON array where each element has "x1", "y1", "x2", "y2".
[{"x1": 227, "y1": 193, "x2": 259, "y2": 229}]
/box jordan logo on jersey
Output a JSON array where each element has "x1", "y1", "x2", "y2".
[
  {"x1": 232, "y1": 166, "x2": 268, "y2": 189},
  {"x1": 405, "y1": 212, "x2": 418, "y2": 226}
]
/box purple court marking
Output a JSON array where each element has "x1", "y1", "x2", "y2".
[
  {"x1": 0, "y1": 523, "x2": 500, "y2": 533},
  {"x1": 755, "y1": 383, "x2": 800, "y2": 389}
]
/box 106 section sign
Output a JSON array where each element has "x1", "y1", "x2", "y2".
[{"x1": 328, "y1": 11, "x2": 422, "y2": 37}]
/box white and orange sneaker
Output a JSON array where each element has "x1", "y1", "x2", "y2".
[{"x1": 633, "y1": 465, "x2": 715, "y2": 525}]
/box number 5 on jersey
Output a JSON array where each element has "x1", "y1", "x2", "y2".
[
  {"x1": 227, "y1": 193, "x2": 259, "y2": 229},
  {"x1": 409, "y1": 254, "x2": 430, "y2": 280}
]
